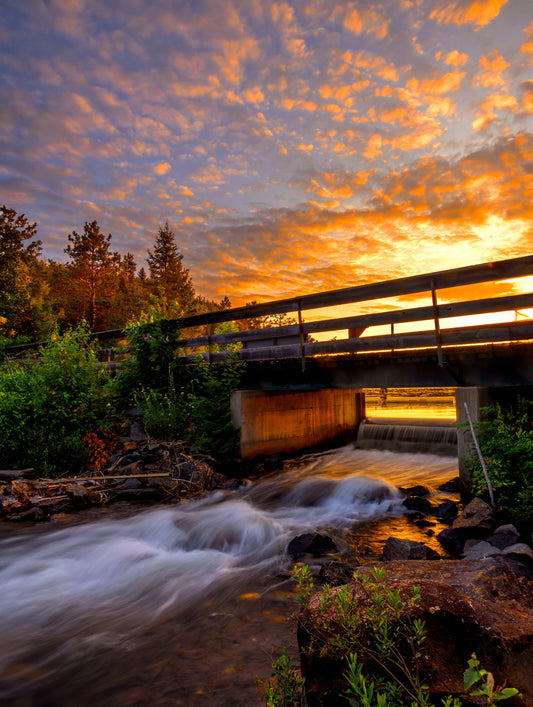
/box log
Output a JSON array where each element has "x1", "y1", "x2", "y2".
[{"x1": 0, "y1": 469, "x2": 35, "y2": 482}]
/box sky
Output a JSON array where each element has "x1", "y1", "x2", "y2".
[{"x1": 1, "y1": 0, "x2": 532, "y2": 309}]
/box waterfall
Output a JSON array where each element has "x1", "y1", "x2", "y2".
[{"x1": 356, "y1": 417, "x2": 457, "y2": 456}]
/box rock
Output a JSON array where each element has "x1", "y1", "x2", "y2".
[
  {"x1": 436, "y1": 527, "x2": 464, "y2": 557},
  {"x1": 462, "y1": 539, "x2": 500, "y2": 559},
  {"x1": 435, "y1": 500, "x2": 458, "y2": 522},
  {"x1": 494, "y1": 523, "x2": 521, "y2": 537},
  {"x1": 502, "y1": 543, "x2": 533, "y2": 561},
  {"x1": 402, "y1": 495, "x2": 434, "y2": 513},
  {"x1": 287, "y1": 533, "x2": 337, "y2": 559},
  {"x1": 66, "y1": 484, "x2": 99, "y2": 508},
  {"x1": 414, "y1": 519, "x2": 436, "y2": 529},
  {"x1": 399, "y1": 484, "x2": 430, "y2": 496},
  {"x1": 298, "y1": 558, "x2": 533, "y2": 706},
  {"x1": 318, "y1": 561, "x2": 360, "y2": 586},
  {"x1": 452, "y1": 497, "x2": 494, "y2": 534},
  {"x1": 122, "y1": 478, "x2": 143, "y2": 490},
  {"x1": 129, "y1": 421, "x2": 147, "y2": 441},
  {"x1": 382, "y1": 537, "x2": 440, "y2": 561},
  {"x1": 438, "y1": 477, "x2": 460, "y2": 493},
  {"x1": 486, "y1": 531, "x2": 523, "y2": 550}
]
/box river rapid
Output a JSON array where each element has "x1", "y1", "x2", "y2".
[{"x1": 0, "y1": 445, "x2": 458, "y2": 706}]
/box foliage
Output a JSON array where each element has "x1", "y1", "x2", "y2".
[
  {"x1": 463, "y1": 399, "x2": 533, "y2": 528},
  {"x1": 259, "y1": 648, "x2": 306, "y2": 707},
  {"x1": 121, "y1": 309, "x2": 245, "y2": 460},
  {"x1": 0, "y1": 325, "x2": 118, "y2": 476},
  {"x1": 290, "y1": 566, "x2": 520, "y2": 707}
]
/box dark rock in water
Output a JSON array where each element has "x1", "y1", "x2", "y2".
[
  {"x1": 415, "y1": 519, "x2": 436, "y2": 529},
  {"x1": 298, "y1": 557, "x2": 533, "y2": 706},
  {"x1": 263, "y1": 454, "x2": 284, "y2": 473},
  {"x1": 287, "y1": 533, "x2": 337, "y2": 559},
  {"x1": 437, "y1": 527, "x2": 464, "y2": 557},
  {"x1": 382, "y1": 537, "x2": 440, "y2": 561},
  {"x1": 438, "y1": 477, "x2": 460, "y2": 493},
  {"x1": 402, "y1": 495, "x2": 434, "y2": 513},
  {"x1": 436, "y1": 500, "x2": 458, "y2": 522},
  {"x1": 66, "y1": 484, "x2": 99, "y2": 508},
  {"x1": 399, "y1": 484, "x2": 430, "y2": 497},
  {"x1": 318, "y1": 561, "x2": 360, "y2": 586}
]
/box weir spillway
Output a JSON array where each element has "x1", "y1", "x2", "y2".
[{"x1": 355, "y1": 417, "x2": 458, "y2": 457}]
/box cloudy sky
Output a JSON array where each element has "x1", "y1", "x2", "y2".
[{"x1": 1, "y1": 0, "x2": 532, "y2": 306}]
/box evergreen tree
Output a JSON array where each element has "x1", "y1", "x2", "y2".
[
  {"x1": 65, "y1": 221, "x2": 121, "y2": 330},
  {"x1": 147, "y1": 222, "x2": 195, "y2": 312},
  {"x1": 0, "y1": 205, "x2": 49, "y2": 337}
]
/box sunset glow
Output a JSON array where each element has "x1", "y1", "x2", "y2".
[{"x1": 1, "y1": 0, "x2": 532, "y2": 306}]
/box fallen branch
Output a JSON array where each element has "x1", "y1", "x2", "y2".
[{"x1": 42, "y1": 473, "x2": 171, "y2": 483}]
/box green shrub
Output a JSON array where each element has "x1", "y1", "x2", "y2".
[
  {"x1": 0, "y1": 324, "x2": 118, "y2": 476},
  {"x1": 464, "y1": 399, "x2": 533, "y2": 530}
]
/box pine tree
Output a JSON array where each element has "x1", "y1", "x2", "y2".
[
  {"x1": 65, "y1": 221, "x2": 121, "y2": 330},
  {"x1": 147, "y1": 222, "x2": 195, "y2": 312}
]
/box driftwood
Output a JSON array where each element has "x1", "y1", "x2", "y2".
[{"x1": 0, "y1": 469, "x2": 35, "y2": 482}]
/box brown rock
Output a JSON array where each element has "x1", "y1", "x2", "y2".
[
  {"x1": 298, "y1": 558, "x2": 533, "y2": 705},
  {"x1": 452, "y1": 496, "x2": 495, "y2": 534}
]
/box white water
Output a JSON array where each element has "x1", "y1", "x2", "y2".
[{"x1": 0, "y1": 446, "x2": 458, "y2": 703}]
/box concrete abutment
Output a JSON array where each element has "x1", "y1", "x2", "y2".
[{"x1": 231, "y1": 388, "x2": 365, "y2": 459}]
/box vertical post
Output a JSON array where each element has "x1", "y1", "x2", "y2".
[
  {"x1": 297, "y1": 302, "x2": 306, "y2": 372},
  {"x1": 430, "y1": 279, "x2": 444, "y2": 367}
]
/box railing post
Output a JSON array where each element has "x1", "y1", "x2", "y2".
[
  {"x1": 430, "y1": 278, "x2": 444, "y2": 366},
  {"x1": 297, "y1": 302, "x2": 306, "y2": 372}
]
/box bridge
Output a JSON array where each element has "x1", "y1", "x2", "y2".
[{"x1": 6, "y1": 254, "x2": 533, "y2": 479}]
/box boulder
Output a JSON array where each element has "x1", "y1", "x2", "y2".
[
  {"x1": 437, "y1": 527, "x2": 464, "y2": 556},
  {"x1": 318, "y1": 561, "x2": 360, "y2": 586},
  {"x1": 382, "y1": 537, "x2": 440, "y2": 561},
  {"x1": 298, "y1": 558, "x2": 533, "y2": 706},
  {"x1": 452, "y1": 497, "x2": 495, "y2": 534},
  {"x1": 399, "y1": 484, "x2": 431, "y2": 497},
  {"x1": 287, "y1": 533, "x2": 337, "y2": 559},
  {"x1": 402, "y1": 495, "x2": 434, "y2": 513},
  {"x1": 438, "y1": 477, "x2": 460, "y2": 493},
  {"x1": 435, "y1": 500, "x2": 458, "y2": 522}
]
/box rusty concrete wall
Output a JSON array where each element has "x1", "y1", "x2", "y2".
[{"x1": 231, "y1": 388, "x2": 365, "y2": 459}]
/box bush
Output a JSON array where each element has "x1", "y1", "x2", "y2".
[
  {"x1": 121, "y1": 311, "x2": 245, "y2": 460},
  {"x1": 464, "y1": 399, "x2": 533, "y2": 530},
  {"x1": 0, "y1": 325, "x2": 118, "y2": 476}
]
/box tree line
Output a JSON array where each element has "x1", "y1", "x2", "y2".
[{"x1": 0, "y1": 205, "x2": 231, "y2": 342}]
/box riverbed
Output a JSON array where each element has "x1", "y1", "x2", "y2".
[{"x1": 0, "y1": 445, "x2": 459, "y2": 706}]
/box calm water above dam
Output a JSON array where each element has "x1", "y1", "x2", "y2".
[{"x1": 0, "y1": 440, "x2": 458, "y2": 707}]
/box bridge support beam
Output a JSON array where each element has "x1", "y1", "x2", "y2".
[
  {"x1": 231, "y1": 388, "x2": 365, "y2": 459},
  {"x1": 455, "y1": 386, "x2": 533, "y2": 499}
]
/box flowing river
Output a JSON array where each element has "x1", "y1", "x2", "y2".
[{"x1": 0, "y1": 445, "x2": 458, "y2": 706}]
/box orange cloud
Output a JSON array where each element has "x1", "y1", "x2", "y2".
[
  {"x1": 522, "y1": 20, "x2": 533, "y2": 54},
  {"x1": 408, "y1": 71, "x2": 466, "y2": 95},
  {"x1": 474, "y1": 50, "x2": 510, "y2": 88},
  {"x1": 436, "y1": 50, "x2": 469, "y2": 67},
  {"x1": 154, "y1": 162, "x2": 171, "y2": 175},
  {"x1": 430, "y1": 0, "x2": 508, "y2": 28}
]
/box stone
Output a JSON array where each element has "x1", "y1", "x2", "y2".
[
  {"x1": 452, "y1": 497, "x2": 495, "y2": 533},
  {"x1": 399, "y1": 484, "x2": 430, "y2": 496},
  {"x1": 438, "y1": 477, "x2": 460, "y2": 493},
  {"x1": 318, "y1": 561, "x2": 360, "y2": 586},
  {"x1": 462, "y1": 539, "x2": 500, "y2": 559},
  {"x1": 287, "y1": 533, "x2": 337, "y2": 559},
  {"x1": 122, "y1": 478, "x2": 142, "y2": 490},
  {"x1": 435, "y1": 500, "x2": 458, "y2": 522},
  {"x1": 382, "y1": 537, "x2": 440, "y2": 561},
  {"x1": 402, "y1": 495, "x2": 434, "y2": 513},
  {"x1": 298, "y1": 558, "x2": 533, "y2": 706},
  {"x1": 436, "y1": 527, "x2": 464, "y2": 557},
  {"x1": 502, "y1": 543, "x2": 533, "y2": 561},
  {"x1": 485, "y1": 531, "x2": 522, "y2": 550}
]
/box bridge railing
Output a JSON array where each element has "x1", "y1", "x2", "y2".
[
  {"x1": 177, "y1": 254, "x2": 533, "y2": 365},
  {"x1": 5, "y1": 254, "x2": 533, "y2": 366}
]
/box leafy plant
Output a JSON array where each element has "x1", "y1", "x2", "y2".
[
  {"x1": 260, "y1": 648, "x2": 306, "y2": 707},
  {"x1": 463, "y1": 399, "x2": 533, "y2": 529},
  {"x1": 463, "y1": 653, "x2": 520, "y2": 704},
  {"x1": 0, "y1": 324, "x2": 119, "y2": 476}
]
